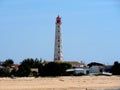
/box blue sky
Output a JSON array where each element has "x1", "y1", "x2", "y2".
[{"x1": 0, "y1": 0, "x2": 120, "y2": 64}]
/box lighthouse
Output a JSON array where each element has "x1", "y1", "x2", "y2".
[{"x1": 54, "y1": 15, "x2": 63, "y2": 62}]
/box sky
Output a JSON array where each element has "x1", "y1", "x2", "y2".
[{"x1": 0, "y1": 0, "x2": 120, "y2": 64}]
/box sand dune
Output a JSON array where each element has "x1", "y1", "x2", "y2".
[{"x1": 0, "y1": 76, "x2": 120, "y2": 90}]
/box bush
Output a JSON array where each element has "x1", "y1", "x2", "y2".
[
  {"x1": 16, "y1": 58, "x2": 43, "y2": 77},
  {"x1": 111, "y1": 61, "x2": 120, "y2": 75},
  {"x1": 43, "y1": 62, "x2": 72, "y2": 76}
]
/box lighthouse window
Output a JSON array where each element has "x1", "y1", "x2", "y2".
[
  {"x1": 58, "y1": 26, "x2": 60, "y2": 28},
  {"x1": 58, "y1": 40, "x2": 60, "y2": 42},
  {"x1": 58, "y1": 51, "x2": 60, "y2": 53},
  {"x1": 58, "y1": 57, "x2": 60, "y2": 60},
  {"x1": 58, "y1": 45, "x2": 60, "y2": 47}
]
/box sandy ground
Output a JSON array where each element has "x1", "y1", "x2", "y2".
[{"x1": 0, "y1": 76, "x2": 120, "y2": 90}]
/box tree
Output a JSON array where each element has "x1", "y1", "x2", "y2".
[
  {"x1": 88, "y1": 62, "x2": 104, "y2": 67},
  {"x1": 17, "y1": 58, "x2": 43, "y2": 77},
  {"x1": 2, "y1": 59, "x2": 14, "y2": 67},
  {"x1": 17, "y1": 64, "x2": 31, "y2": 77},
  {"x1": 111, "y1": 61, "x2": 120, "y2": 75},
  {"x1": 60, "y1": 63, "x2": 72, "y2": 76},
  {"x1": 43, "y1": 62, "x2": 72, "y2": 76},
  {"x1": 0, "y1": 68, "x2": 10, "y2": 77},
  {"x1": 10, "y1": 68, "x2": 17, "y2": 76}
]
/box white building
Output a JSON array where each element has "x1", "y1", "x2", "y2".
[
  {"x1": 89, "y1": 65, "x2": 105, "y2": 75},
  {"x1": 66, "y1": 67, "x2": 89, "y2": 75}
]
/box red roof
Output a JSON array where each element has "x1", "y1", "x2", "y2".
[
  {"x1": 56, "y1": 15, "x2": 61, "y2": 24},
  {"x1": 57, "y1": 15, "x2": 61, "y2": 19},
  {"x1": 13, "y1": 64, "x2": 19, "y2": 67}
]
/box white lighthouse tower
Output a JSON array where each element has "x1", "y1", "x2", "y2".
[{"x1": 54, "y1": 15, "x2": 63, "y2": 62}]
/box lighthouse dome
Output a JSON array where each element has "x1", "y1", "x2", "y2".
[
  {"x1": 57, "y1": 15, "x2": 61, "y2": 19},
  {"x1": 56, "y1": 15, "x2": 61, "y2": 24}
]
